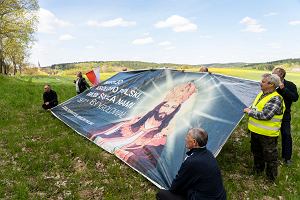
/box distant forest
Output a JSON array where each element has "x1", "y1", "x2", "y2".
[
  {"x1": 44, "y1": 58, "x2": 300, "y2": 73},
  {"x1": 242, "y1": 58, "x2": 300, "y2": 70}
]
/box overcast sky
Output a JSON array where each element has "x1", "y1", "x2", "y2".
[{"x1": 30, "y1": 0, "x2": 300, "y2": 67}]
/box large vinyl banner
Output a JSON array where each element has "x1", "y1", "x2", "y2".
[{"x1": 51, "y1": 69, "x2": 260, "y2": 189}]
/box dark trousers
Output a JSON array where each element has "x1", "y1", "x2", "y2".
[
  {"x1": 281, "y1": 121, "x2": 292, "y2": 160},
  {"x1": 250, "y1": 132, "x2": 278, "y2": 181},
  {"x1": 156, "y1": 189, "x2": 185, "y2": 200},
  {"x1": 42, "y1": 102, "x2": 57, "y2": 110}
]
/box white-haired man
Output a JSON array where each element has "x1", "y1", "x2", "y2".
[
  {"x1": 156, "y1": 128, "x2": 226, "y2": 200},
  {"x1": 244, "y1": 73, "x2": 285, "y2": 181}
]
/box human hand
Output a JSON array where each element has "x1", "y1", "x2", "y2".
[
  {"x1": 278, "y1": 80, "x2": 284, "y2": 89},
  {"x1": 243, "y1": 108, "x2": 251, "y2": 114},
  {"x1": 164, "y1": 82, "x2": 197, "y2": 103},
  {"x1": 115, "y1": 149, "x2": 133, "y2": 161}
]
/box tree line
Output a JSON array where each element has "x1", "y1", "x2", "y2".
[
  {"x1": 46, "y1": 58, "x2": 300, "y2": 73},
  {"x1": 243, "y1": 58, "x2": 300, "y2": 71},
  {"x1": 48, "y1": 61, "x2": 188, "y2": 72},
  {"x1": 0, "y1": 0, "x2": 38, "y2": 75}
]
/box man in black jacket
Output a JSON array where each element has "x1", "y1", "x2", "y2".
[
  {"x1": 74, "y1": 71, "x2": 90, "y2": 94},
  {"x1": 272, "y1": 67, "x2": 299, "y2": 165},
  {"x1": 42, "y1": 84, "x2": 58, "y2": 110},
  {"x1": 156, "y1": 128, "x2": 226, "y2": 200}
]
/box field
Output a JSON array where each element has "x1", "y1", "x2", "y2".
[
  {"x1": 191, "y1": 67, "x2": 300, "y2": 86},
  {"x1": 0, "y1": 69, "x2": 299, "y2": 199}
]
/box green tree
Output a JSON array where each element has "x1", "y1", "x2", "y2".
[{"x1": 0, "y1": 0, "x2": 38, "y2": 75}]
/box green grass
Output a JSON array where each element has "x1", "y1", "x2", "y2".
[
  {"x1": 0, "y1": 75, "x2": 155, "y2": 199},
  {"x1": 15, "y1": 73, "x2": 117, "y2": 85},
  {"x1": 0, "y1": 70, "x2": 299, "y2": 199}
]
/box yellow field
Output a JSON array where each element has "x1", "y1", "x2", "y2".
[{"x1": 188, "y1": 68, "x2": 300, "y2": 86}]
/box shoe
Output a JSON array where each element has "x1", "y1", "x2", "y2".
[{"x1": 284, "y1": 159, "x2": 292, "y2": 166}]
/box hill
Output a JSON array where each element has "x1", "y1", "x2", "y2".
[
  {"x1": 242, "y1": 58, "x2": 300, "y2": 71},
  {"x1": 40, "y1": 58, "x2": 300, "y2": 75}
]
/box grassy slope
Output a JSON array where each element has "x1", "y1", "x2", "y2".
[
  {"x1": 0, "y1": 70, "x2": 299, "y2": 199},
  {"x1": 0, "y1": 75, "x2": 155, "y2": 199}
]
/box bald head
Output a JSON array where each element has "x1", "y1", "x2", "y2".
[
  {"x1": 44, "y1": 84, "x2": 51, "y2": 92},
  {"x1": 199, "y1": 66, "x2": 209, "y2": 72}
]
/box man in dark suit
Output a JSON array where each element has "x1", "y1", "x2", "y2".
[
  {"x1": 42, "y1": 84, "x2": 58, "y2": 110},
  {"x1": 156, "y1": 128, "x2": 226, "y2": 200},
  {"x1": 74, "y1": 71, "x2": 90, "y2": 94},
  {"x1": 272, "y1": 67, "x2": 299, "y2": 165}
]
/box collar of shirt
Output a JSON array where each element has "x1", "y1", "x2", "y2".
[
  {"x1": 186, "y1": 147, "x2": 206, "y2": 156},
  {"x1": 258, "y1": 90, "x2": 276, "y2": 102}
]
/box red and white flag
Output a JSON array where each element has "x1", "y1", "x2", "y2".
[{"x1": 86, "y1": 67, "x2": 101, "y2": 86}]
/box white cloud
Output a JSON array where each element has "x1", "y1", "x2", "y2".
[
  {"x1": 268, "y1": 43, "x2": 281, "y2": 49},
  {"x1": 59, "y1": 34, "x2": 75, "y2": 41},
  {"x1": 159, "y1": 41, "x2": 171, "y2": 46},
  {"x1": 158, "y1": 41, "x2": 175, "y2": 50},
  {"x1": 154, "y1": 15, "x2": 197, "y2": 32},
  {"x1": 289, "y1": 20, "x2": 300, "y2": 25},
  {"x1": 199, "y1": 35, "x2": 212, "y2": 39},
  {"x1": 240, "y1": 17, "x2": 266, "y2": 33},
  {"x1": 132, "y1": 37, "x2": 154, "y2": 45},
  {"x1": 85, "y1": 45, "x2": 95, "y2": 49},
  {"x1": 87, "y1": 18, "x2": 136, "y2": 27},
  {"x1": 164, "y1": 46, "x2": 175, "y2": 50},
  {"x1": 264, "y1": 12, "x2": 278, "y2": 17},
  {"x1": 38, "y1": 8, "x2": 72, "y2": 33}
]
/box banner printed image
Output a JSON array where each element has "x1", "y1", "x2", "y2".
[
  {"x1": 88, "y1": 81, "x2": 197, "y2": 173},
  {"x1": 51, "y1": 69, "x2": 260, "y2": 188}
]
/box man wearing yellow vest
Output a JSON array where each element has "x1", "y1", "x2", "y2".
[{"x1": 244, "y1": 73, "x2": 285, "y2": 181}]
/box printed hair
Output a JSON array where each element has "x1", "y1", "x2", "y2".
[{"x1": 131, "y1": 101, "x2": 181, "y2": 132}]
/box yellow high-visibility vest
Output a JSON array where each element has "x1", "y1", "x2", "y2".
[{"x1": 248, "y1": 91, "x2": 285, "y2": 137}]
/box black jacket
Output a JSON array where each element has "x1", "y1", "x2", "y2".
[
  {"x1": 170, "y1": 148, "x2": 226, "y2": 200},
  {"x1": 276, "y1": 79, "x2": 299, "y2": 121},
  {"x1": 75, "y1": 77, "x2": 90, "y2": 94},
  {"x1": 43, "y1": 90, "x2": 58, "y2": 105}
]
